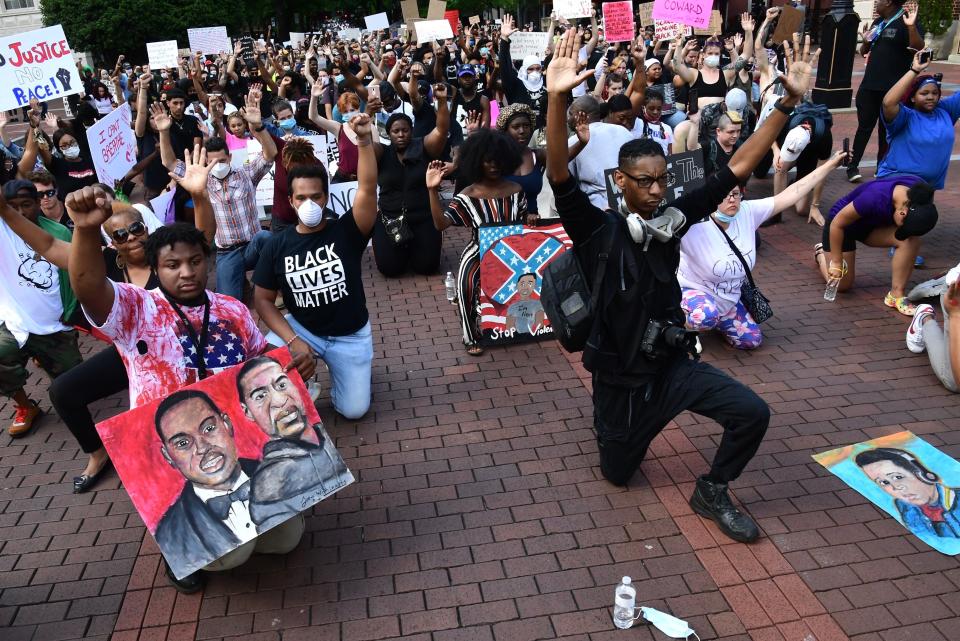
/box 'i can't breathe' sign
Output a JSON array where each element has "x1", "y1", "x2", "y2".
[{"x1": 0, "y1": 25, "x2": 82, "y2": 111}]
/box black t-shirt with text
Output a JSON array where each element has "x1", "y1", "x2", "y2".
[
  {"x1": 862, "y1": 16, "x2": 922, "y2": 92},
  {"x1": 253, "y1": 210, "x2": 370, "y2": 337}
]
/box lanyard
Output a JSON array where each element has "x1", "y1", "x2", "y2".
[
  {"x1": 871, "y1": 9, "x2": 904, "y2": 42},
  {"x1": 164, "y1": 291, "x2": 212, "y2": 380}
]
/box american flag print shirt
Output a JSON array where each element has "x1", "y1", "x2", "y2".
[{"x1": 90, "y1": 282, "x2": 267, "y2": 409}]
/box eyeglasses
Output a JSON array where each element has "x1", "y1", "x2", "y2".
[
  {"x1": 725, "y1": 191, "x2": 743, "y2": 200},
  {"x1": 620, "y1": 170, "x2": 675, "y2": 189},
  {"x1": 38, "y1": 189, "x2": 57, "y2": 199},
  {"x1": 111, "y1": 221, "x2": 146, "y2": 244}
]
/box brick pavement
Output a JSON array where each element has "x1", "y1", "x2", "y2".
[{"x1": 3, "y1": 60, "x2": 960, "y2": 641}]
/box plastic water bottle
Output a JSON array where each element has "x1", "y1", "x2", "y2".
[
  {"x1": 444, "y1": 272, "x2": 456, "y2": 303},
  {"x1": 824, "y1": 279, "x2": 840, "y2": 302},
  {"x1": 612, "y1": 576, "x2": 636, "y2": 629}
]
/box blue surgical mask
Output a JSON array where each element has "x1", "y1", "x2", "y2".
[
  {"x1": 278, "y1": 117, "x2": 296, "y2": 130},
  {"x1": 335, "y1": 74, "x2": 345, "y2": 84},
  {"x1": 713, "y1": 211, "x2": 736, "y2": 224},
  {"x1": 480, "y1": 47, "x2": 489, "y2": 56},
  {"x1": 341, "y1": 110, "x2": 358, "y2": 123}
]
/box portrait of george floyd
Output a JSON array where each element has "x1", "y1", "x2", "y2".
[
  {"x1": 96, "y1": 348, "x2": 354, "y2": 579},
  {"x1": 814, "y1": 431, "x2": 960, "y2": 555}
]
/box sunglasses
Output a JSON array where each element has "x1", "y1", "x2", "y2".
[
  {"x1": 38, "y1": 188, "x2": 57, "y2": 199},
  {"x1": 111, "y1": 220, "x2": 146, "y2": 244}
]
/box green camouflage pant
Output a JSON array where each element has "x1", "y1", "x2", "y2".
[{"x1": 0, "y1": 325, "x2": 82, "y2": 396}]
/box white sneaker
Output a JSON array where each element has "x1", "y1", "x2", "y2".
[{"x1": 906, "y1": 304, "x2": 935, "y2": 353}]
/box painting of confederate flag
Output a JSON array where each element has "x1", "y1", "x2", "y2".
[{"x1": 477, "y1": 222, "x2": 572, "y2": 345}]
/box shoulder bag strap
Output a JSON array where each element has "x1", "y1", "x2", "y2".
[
  {"x1": 589, "y1": 217, "x2": 619, "y2": 310},
  {"x1": 712, "y1": 219, "x2": 757, "y2": 289}
]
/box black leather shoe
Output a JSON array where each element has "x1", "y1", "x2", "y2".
[
  {"x1": 164, "y1": 560, "x2": 205, "y2": 594},
  {"x1": 689, "y1": 476, "x2": 760, "y2": 543},
  {"x1": 73, "y1": 460, "x2": 112, "y2": 494}
]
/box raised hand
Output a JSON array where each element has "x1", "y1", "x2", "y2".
[
  {"x1": 0, "y1": 111, "x2": 7, "y2": 129},
  {"x1": 741, "y1": 12, "x2": 756, "y2": 32},
  {"x1": 170, "y1": 143, "x2": 215, "y2": 195},
  {"x1": 766, "y1": 7, "x2": 781, "y2": 20},
  {"x1": 151, "y1": 102, "x2": 172, "y2": 131},
  {"x1": 465, "y1": 110, "x2": 482, "y2": 135},
  {"x1": 433, "y1": 83, "x2": 449, "y2": 102},
  {"x1": 244, "y1": 91, "x2": 263, "y2": 126},
  {"x1": 912, "y1": 48, "x2": 931, "y2": 72},
  {"x1": 501, "y1": 14, "x2": 517, "y2": 40},
  {"x1": 780, "y1": 35, "x2": 820, "y2": 100},
  {"x1": 349, "y1": 112, "x2": 373, "y2": 140},
  {"x1": 903, "y1": 1, "x2": 918, "y2": 26},
  {"x1": 311, "y1": 80, "x2": 324, "y2": 98},
  {"x1": 65, "y1": 186, "x2": 113, "y2": 230},
  {"x1": 425, "y1": 160, "x2": 445, "y2": 189},
  {"x1": 546, "y1": 29, "x2": 594, "y2": 95},
  {"x1": 734, "y1": 32, "x2": 744, "y2": 50},
  {"x1": 631, "y1": 35, "x2": 647, "y2": 63}
]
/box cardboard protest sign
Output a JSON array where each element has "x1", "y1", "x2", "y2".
[
  {"x1": 814, "y1": 432, "x2": 960, "y2": 555},
  {"x1": 86, "y1": 105, "x2": 137, "y2": 189},
  {"x1": 187, "y1": 26, "x2": 231, "y2": 54},
  {"x1": 638, "y1": 3, "x2": 655, "y2": 26},
  {"x1": 444, "y1": 9, "x2": 461, "y2": 35},
  {"x1": 338, "y1": 28, "x2": 362, "y2": 42},
  {"x1": 477, "y1": 223, "x2": 572, "y2": 346},
  {"x1": 652, "y1": 0, "x2": 714, "y2": 30},
  {"x1": 771, "y1": 5, "x2": 805, "y2": 44},
  {"x1": 0, "y1": 25, "x2": 82, "y2": 111},
  {"x1": 146, "y1": 40, "x2": 179, "y2": 69},
  {"x1": 603, "y1": 1, "x2": 636, "y2": 43},
  {"x1": 427, "y1": 0, "x2": 448, "y2": 20},
  {"x1": 469, "y1": 15, "x2": 481, "y2": 26},
  {"x1": 415, "y1": 20, "x2": 455, "y2": 42},
  {"x1": 605, "y1": 149, "x2": 705, "y2": 211},
  {"x1": 693, "y1": 9, "x2": 722, "y2": 35},
  {"x1": 654, "y1": 20, "x2": 692, "y2": 42},
  {"x1": 509, "y1": 32, "x2": 552, "y2": 60},
  {"x1": 401, "y1": 0, "x2": 421, "y2": 21},
  {"x1": 97, "y1": 347, "x2": 354, "y2": 579},
  {"x1": 555, "y1": 0, "x2": 593, "y2": 19},
  {"x1": 364, "y1": 12, "x2": 390, "y2": 31}
]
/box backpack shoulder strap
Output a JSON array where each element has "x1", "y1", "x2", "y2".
[{"x1": 589, "y1": 214, "x2": 620, "y2": 309}]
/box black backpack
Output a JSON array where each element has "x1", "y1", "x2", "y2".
[
  {"x1": 540, "y1": 220, "x2": 617, "y2": 353},
  {"x1": 788, "y1": 102, "x2": 832, "y2": 140}
]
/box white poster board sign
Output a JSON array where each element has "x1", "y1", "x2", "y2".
[
  {"x1": 86, "y1": 105, "x2": 137, "y2": 188},
  {"x1": 146, "y1": 41, "x2": 179, "y2": 69},
  {"x1": 414, "y1": 20, "x2": 455, "y2": 42},
  {"x1": 654, "y1": 20, "x2": 692, "y2": 42},
  {"x1": 509, "y1": 32, "x2": 552, "y2": 60},
  {"x1": 149, "y1": 187, "x2": 176, "y2": 225},
  {"x1": 365, "y1": 13, "x2": 390, "y2": 31},
  {"x1": 288, "y1": 32, "x2": 306, "y2": 46},
  {"x1": 338, "y1": 28, "x2": 363, "y2": 42},
  {"x1": 301, "y1": 135, "x2": 330, "y2": 165},
  {"x1": 187, "y1": 26, "x2": 231, "y2": 54},
  {"x1": 555, "y1": 0, "x2": 593, "y2": 19},
  {"x1": 328, "y1": 181, "x2": 358, "y2": 217},
  {"x1": 0, "y1": 25, "x2": 82, "y2": 111}
]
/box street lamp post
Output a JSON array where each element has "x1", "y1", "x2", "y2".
[{"x1": 812, "y1": 0, "x2": 862, "y2": 108}]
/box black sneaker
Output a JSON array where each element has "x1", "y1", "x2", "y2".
[
  {"x1": 164, "y1": 560, "x2": 205, "y2": 594},
  {"x1": 846, "y1": 166, "x2": 862, "y2": 183},
  {"x1": 689, "y1": 476, "x2": 760, "y2": 543}
]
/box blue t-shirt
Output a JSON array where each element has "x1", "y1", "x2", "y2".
[
  {"x1": 878, "y1": 93, "x2": 960, "y2": 189},
  {"x1": 828, "y1": 174, "x2": 922, "y2": 237}
]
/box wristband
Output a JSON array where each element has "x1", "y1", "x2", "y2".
[
  {"x1": 285, "y1": 335, "x2": 300, "y2": 346},
  {"x1": 909, "y1": 67, "x2": 921, "y2": 74},
  {"x1": 773, "y1": 99, "x2": 794, "y2": 117},
  {"x1": 254, "y1": 124, "x2": 265, "y2": 132}
]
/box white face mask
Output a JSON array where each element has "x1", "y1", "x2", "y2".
[
  {"x1": 526, "y1": 71, "x2": 542, "y2": 84},
  {"x1": 210, "y1": 162, "x2": 231, "y2": 179},
  {"x1": 704, "y1": 55, "x2": 721, "y2": 68},
  {"x1": 62, "y1": 144, "x2": 81, "y2": 160},
  {"x1": 640, "y1": 607, "x2": 700, "y2": 640},
  {"x1": 297, "y1": 198, "x2": 325, "y2": 227}
]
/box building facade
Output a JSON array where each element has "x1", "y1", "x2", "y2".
[{"x1": 0, "y1": 0, "x2": 42, "y2": 37}]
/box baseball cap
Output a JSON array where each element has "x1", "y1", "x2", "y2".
[
  {"x1": 779, "y1": 125, "x2": 811, "y2": 163},
  {"x1": 896, "y1": 202, "x2": 939, "y2": 240},
  {"x1": 3, "y1": 180, "x2": 39, "y2": 200},
  {"x1": 457, "y1": 64, "x2": 477, "y2": 77},
  {"x1": 644, "y1": 58, "x2": 662, "y2": 70}
]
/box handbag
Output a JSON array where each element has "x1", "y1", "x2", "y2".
[
  {"x1": 712, "y1": 219, "x2": 774, "y2": 323},
  {"x1": 381, "y1": 211, "x2": 413, "y2": 246}
]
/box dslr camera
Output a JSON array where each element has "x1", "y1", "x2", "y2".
[{"x1": 640, "y1": 319, "x2": 702, "y2": 360}]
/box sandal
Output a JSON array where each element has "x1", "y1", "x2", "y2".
[
  {"x1": 884, "y1": 292, "x2": 917, "y2": 317},
  {"x1": 813, "y1": 243, "x2": 825, "y2": 267},
  {"x1": 466, "y1": 344, "x2": 484, "y2": 356}
]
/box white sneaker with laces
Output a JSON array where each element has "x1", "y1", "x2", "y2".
[{"x1": 906, "y1": 304, "x2": 935, "y2": 354}]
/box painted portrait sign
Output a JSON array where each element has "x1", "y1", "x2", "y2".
[
  {"x1": 814, "y1": 431, "x2": 960, "y2": 555},
  {"x1": 477, "y1": 222, "x2": 572, "y2": 345},
  {"x1": 97, "y1": 348, "x2": 354, "y2": 579}
]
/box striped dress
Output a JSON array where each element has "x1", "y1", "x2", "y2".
[{"x1": 443, "y1": 191, "x2": 528, "y2": 345}]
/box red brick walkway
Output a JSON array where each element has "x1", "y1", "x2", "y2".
[{"x1": 4, "y1": 60, "x2": 960, "y2": 641}]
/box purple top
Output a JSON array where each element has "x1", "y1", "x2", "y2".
[{"x1": 828, "y1": 174, "x2": 922, "y2": 236}]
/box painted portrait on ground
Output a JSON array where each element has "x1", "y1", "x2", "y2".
[
  {"x1": 814, "y1": 431, "x2": 960, "y2": 554},
  {"x1": 96, "y1": 347, "x2": 354, "y2": 578}
]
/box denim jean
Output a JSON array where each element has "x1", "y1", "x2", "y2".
[
  {"x1": 664, "y1": 110, "x2": 687, "y2": 130},
  {"x1": 266, "y1": 317, "x2": 373, "y2": 420},
  {"x1": 215, "y1": 230, "x2": 272, "y2": 299}
]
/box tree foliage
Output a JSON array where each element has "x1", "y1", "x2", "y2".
[{"x1": 919, "y1": 0, "x2": 953, "y2": 37}]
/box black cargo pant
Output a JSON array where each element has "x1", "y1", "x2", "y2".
[{"x1": 593, "y1": 357, "x2": 769, "y2": 486}]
